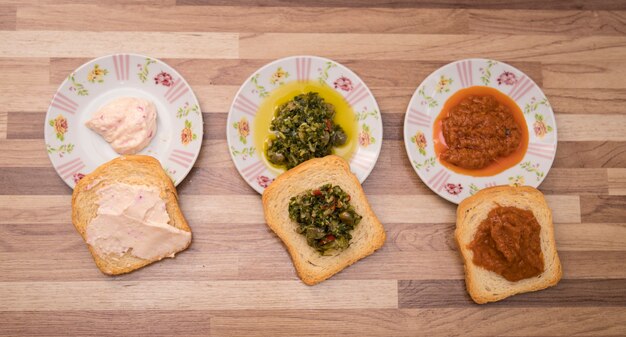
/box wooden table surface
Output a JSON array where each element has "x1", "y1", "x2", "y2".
[{"x1": 1, "y1": 1, "x2": 626, "y2": 336}]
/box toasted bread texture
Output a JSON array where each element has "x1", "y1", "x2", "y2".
[
  {"x1": 455, "y1": 185, "x2": 562, "y2": 304},
  {"x1": 262, "y1": 155, "x2": 386, "y2": 285},
  {"x1": 71, "y1": 155, "x2": 192, "y2": 275}
]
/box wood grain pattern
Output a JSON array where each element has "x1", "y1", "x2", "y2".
[
  {"x1": 177, "y1": 0, "x2": 626, "y2": 10},
  {"x1": 239, "y1": 33, "x2": 626, "y2": 62},
  {"x1": 0, "y1": 111, "x2": 6, "y2": 140},
  {"x1": 542, "y1": 62, "x2": 626, "y2": 89},
  {"x1": 208, "y1": 308, "x2": 626, "y2": 337},
  {"x1": 0, "y1": 31, "x2": 238, "y2": 58},
  {"x1": 16, "y1": 5, "x2": 468, "y2": 34},
  {"x1": 608, "y1": 168, "x2": 626, "y2": 195},
  {"x1": 1, "y1": 1, "x2": 626, "y2": 336},
  {"x1": 469, "y1": 10, "x2": 626, "y2": 36},
  {"x1": 0, "y1": 280, "x2": 398, "y2": 310},
  {"x1": 0, "y1": 311, "x2": 212, "y2": 337},
  {"x1": 2, "y1": 308, "x2": 625, "y2": 337},
  {"x1": 0, "y1": 6, "x2": 14, "y2": 30},
  {"x1": 580, "y1": 195, "x2": 626, "y2": 223},
  {"x1": 543, "y1": 87, "x2": 626, "y2": 114}
]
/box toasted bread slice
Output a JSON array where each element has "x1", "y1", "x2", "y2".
[
  {"x1": 262, "y1": 155, "x2": 386, "y2": 285},
  {"x1": 71, "y1": 155, "x2": 192, "y2": 275},
  {"x1": 455, "y1": 185, "x2": 562, "y2": 304}
]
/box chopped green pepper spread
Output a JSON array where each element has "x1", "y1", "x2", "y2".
[
  {"x1": 288, "y1": 184, "x2": 362, "y2": 255},
  {"x1": 267, "y1": 92, "x2": 347, "y2": 169}
]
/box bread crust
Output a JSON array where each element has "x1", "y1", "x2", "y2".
[
  {"x1": 71, "y1": 155, "x2": 192, "y2": 275},
  {"x1": 455, "y1": 185, "x2": 562, "y2": 304},
  {"x1": 262, "y1": 155, "x2": 386, "y2": 285}
]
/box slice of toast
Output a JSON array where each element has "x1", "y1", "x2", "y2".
[
  {"x1": 262, "y1": 155, "x2": 386, "y2": 285},
  {"x1": 71, "y1": 155, "x2": 192, "y2": 275},
  {"x1": 455, "y1": 185, "x2": 562, "y2": 304}
]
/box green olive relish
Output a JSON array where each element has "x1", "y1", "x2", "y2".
[
  {"x1": 288, "y1": 184, "x2": 362, "y2": 255},
  {"x1": 266, "y1": 92, "x2": 347, "y2": 169}
]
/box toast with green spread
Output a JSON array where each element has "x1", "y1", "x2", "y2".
[
  {"x1": 72, "y1": 155, "x2": 192, "y2": 275},
  {"x1": 455, "y1": 186, "x2": 562, "y2": 304},
  {"x1": 262, "y1": 155, "x2": 386, "y2": 285}
]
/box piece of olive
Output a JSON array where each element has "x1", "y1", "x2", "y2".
[
  {"x1": 339, "y1": 211, "x2": 354, "y2": 225},
  {"x1": 320, "y1": 131, "x2": 330, "y2": 145},
  {"x1": 306, "y1": 227, "x2": 326, "y2": 240},
  {"x1": 332, "y1": 130, "x2": 347, "y2": 146},
  {"x1": 268, "y1": 151, "x2": 285, "y2": 164}
]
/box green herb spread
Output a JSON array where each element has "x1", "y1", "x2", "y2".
[
  {"x1": 288, "y1": 184, "x2": 362, "y2": 255},
  {"x1": 266, "y1": 92, "x2": 347, "y2": 169}
]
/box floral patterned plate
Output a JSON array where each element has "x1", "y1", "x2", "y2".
[
  {"x1": 404, "y1": 59, "x2": 557, "y2": 204},
  {"x1": 45, "y1": 54, "x2": 202, "y2": 188},
  {"x1": 227, "y1": 56, "x2": 383, "y2": 194}
]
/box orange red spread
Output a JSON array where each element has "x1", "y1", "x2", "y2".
[
  {"x1": 468, "y1": 206, "x2": 544, "y2": 282},
  {"x1": 434, "y1": 86, "x2": 528, "y2": 176}
]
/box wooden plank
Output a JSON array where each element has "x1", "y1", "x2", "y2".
[
  {"x1": 208, "y1": 308, "x2": 626, "y2": 337},
  {"x1": 0, "y1": 6, "x2": 16, "y2": 30},
  {"x1": 3, "y1": 0, "x2": 175, "y2": 4},
  {"x1": 543, "y1": 62, "x2": 626, "y2": 89},
  {"x1": 6, "y1": 112, "x2": 45, "y2": 139},
  {"x1": 469, "y1": 10, "x2": 626, "y2": 36},
  {"x1": 176, "y1": 167, "x2": 257, "y2": 195},
  {"x1": 0, "y1": 111, "x2": 6, "y2": 140},
  {"x1": 553, "y1": 141, "x2": 626, "y2": 168},
  {"x1": 556, "y1": 251, "x2": 626, "y2": 280},
  {"x1": 177, "y1": 0, "x2": 626, "y2": 10},
  {"x1": 0, "y1": 58, "x2": 49, "y2": 85},
  {"x1": 0, "y1": 280, "x2": 398, "y2": 311},
  {"x1": 0, "y1": 140, "x2": 49, "y2": 167},
  {"x1": 2, "y1": 308, "x2": 625, "y2": 337},
  {"x1": 0, "y1": 167, "x2": 71, "y2": 195},
  {"x1": 608, "y1": 168, "x2": 626, "y2": 195},
  {"x1": 0, "y1": 84, "x2": 56, "y2": 113},
  {"x1": 538, "y1": 168, "x2": 608, "y2": 195},
  {"x1": 398, "y1": 279, "x2": 626, "y2": 308},
  {"x1": 0, "y1": 311, "x2": 211, "y2": 337},
  {"x1": 17, "y1": 5, "x2": 468, "y2": 34},
  {"x1": 555, "y1": 223, "x2": 626, "y2": 252},
  {"x1": 239, "y1": 33, "x2": 626, "y2": 62},
  {"x1": 556, "y1": 114, "x2": 626, "y2": 141},
  {"x1": 0, "y1": 31, "x2": 238, "y2": 58},
  {"x1": 580, "y1": 195, "x2": 626, "y2": 223},
  {"x1": 544, "y1": 88, "x2": 626, "y2": 114}
]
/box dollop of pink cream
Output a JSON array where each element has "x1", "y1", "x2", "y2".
[{"x1": 86, "y1": 97, "x2": 158, "y2": 154}]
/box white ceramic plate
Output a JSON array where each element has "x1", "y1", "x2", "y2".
[
  {"x1": 45, "y1": 54, "x2": 203, "y2": 188},
  {"x1": 227, "y1": 55, "x2": 383, "y2": 194},
  {"x1": 404, "y1": 59, "x2": 557, "y2": 204}
]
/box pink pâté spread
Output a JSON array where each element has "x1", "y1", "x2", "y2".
[
  {"x1": 86, "y1": 97, "x2": 157, "y2": 154},
  {"x1": 85, "y1": 183, "x2": 190, "y2": 260}
]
